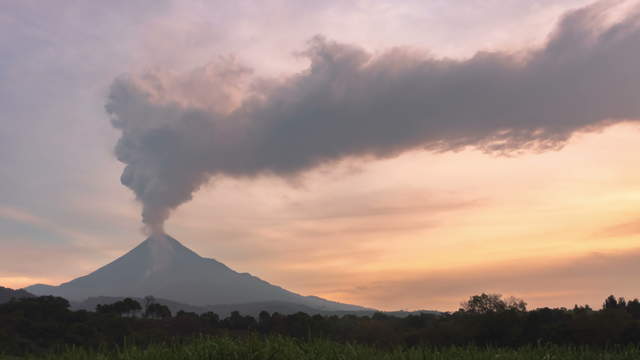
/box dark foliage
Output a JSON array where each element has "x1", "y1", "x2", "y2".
[
  {"x1": 96, "y1": 298, "x2": 142, "y2": 317},
  {"x1": 145, "y1": 303, "x2": 172, "y2": 319},
  {"x1": 1, "y1": 294, "x2": 639, "y2": 356}
]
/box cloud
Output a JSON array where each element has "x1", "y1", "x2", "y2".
[
  {"x1": 106, "y1": 0, "x2": 640, "y2": 231},
  {"x1": 596, "y1": 218, "x2": 640, "y2": 238}
]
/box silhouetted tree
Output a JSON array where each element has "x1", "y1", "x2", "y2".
[
  {"x1": 96, "y1": 303, "x2": 114, "y2": 315},
  {"x1": 258, "y1": 310, "x2": 272, "y2": 333},
  {"x1": 201, "y1": 311, "x2": 219, "y2": 326},
  {"x1": 460, "y1": 293, "x2": 525, "y2": 314},
  {"x1": 505, "y1": 296, "x2": 527, "y2": 312},
  {"x1": 176, "y1": 310, "x2": 199, "y2": 319},
  {"x1": 572, "y1": 304, "x2": 593, "y2": 315},
  {"x1": 143, "y1": 295, "x2": 156, "y2": 317},
  {"x1": 603, "y1": 295, "x2": 627, "y2": 310},
  {"x1": 145, "y1": 303, "x2": 171, "y2": 319},
  {"x1": 225, "y1": 311, "x2": 257, "y2": 330},
  {"x1": 627, "y1": 299, "x2": 640, "y2": 319},
  {"x1": 372, "y1": 311, "x2": 390, "y2": 320},
  {"x1": 121, "y1": 298, "x2": 142, "y2": 317},
  {"x1": 96, "y1": 298, "x2": 141, "y2": 317}
]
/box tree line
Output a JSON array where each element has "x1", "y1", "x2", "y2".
[{"x1": 1, "y1": 293, "x2": 639, "y2": 356}]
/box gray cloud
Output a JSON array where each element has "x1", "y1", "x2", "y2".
[{"x1": 106, "y1": 1, "x2": 640, "y2": 231}]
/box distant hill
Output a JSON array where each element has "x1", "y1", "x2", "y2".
[
  {"x1": 27, "y1": 234, "x2": 371, "y2": 313},
  {"x1": 0, "y1": 286, "x2": 35, "y2": 303}
]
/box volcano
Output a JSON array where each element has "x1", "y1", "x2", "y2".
[{"x1": 26, "y1": 235, "x2": 367, "y2": 312}]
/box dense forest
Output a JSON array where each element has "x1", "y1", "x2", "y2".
[{"x1": 1, "y1": 293, "x2": 639, "y2": 356}]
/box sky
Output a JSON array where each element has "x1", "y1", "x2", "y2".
[{"x1": 1, "y1": 0, "x2": 639, "y2": 311}]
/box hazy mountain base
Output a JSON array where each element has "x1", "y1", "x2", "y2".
[
  {"x1": 73, "y1": 295, "x2": 439, "y2": 318},
  {"x1": 26, "y1": 235, "x2": 370, "y2": 312}
]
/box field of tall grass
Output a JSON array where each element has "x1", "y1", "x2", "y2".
[{"x1": 12, "y1": 335, "x2": 640, "y2": 360}]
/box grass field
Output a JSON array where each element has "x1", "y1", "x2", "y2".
[{"x1": 10, "y1": 336, "x2": 640, "y2": 360}]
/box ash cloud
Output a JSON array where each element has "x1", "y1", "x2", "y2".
[{"x1": 106, "y1": 1, "x2": 640, "y2": 232}]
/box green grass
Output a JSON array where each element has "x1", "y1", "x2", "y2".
[{"x1": 10, "y1": 336, "x2": 640, "y2": 360}]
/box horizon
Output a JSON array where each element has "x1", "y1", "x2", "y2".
[
  {"x1": 2, "y1": 0, "x2": 640, "y2": 312},
  {"x1": 16, "y1": 232, "x2": 625, "y2": 312}
]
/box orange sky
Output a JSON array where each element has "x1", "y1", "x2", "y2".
[{"x1": 2, "y1": 122, "x2": 639, "y2": 312}]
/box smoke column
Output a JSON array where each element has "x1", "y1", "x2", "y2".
[{"x1": 106, "y1": 1, "x2": 640, "y2": 233}]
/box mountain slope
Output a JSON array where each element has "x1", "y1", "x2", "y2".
[{"x1": 26, "y1": 235, "x2": 368, "y2": 312}]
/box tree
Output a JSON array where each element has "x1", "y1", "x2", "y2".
[
  {"x1": 141, "y1": 296, "x2": 171, "y2": 319},
  {"x1": 225, "y1": 311, "x2": 257, "y2": 330},
  {"x1": 460, "y1": 293, "x2": 526, "y2": 314},
  {"x1": 95, "y1": 303, "x2": 114, "y2": 315},
  {"x1": 572, "y1": 304, "x2": 593, "y2": 315},
  {"x1": 143, "y1": 295, "x2": 156, "y2": 317},
  {"x1": 121, "y1": 298, "x2": 142, "y2": 317},
  {"x1": 96, "y1": 298, "x2": 141, "y2": 317},
  {"x1": 603, "y1": 295, "x2": 626, "y2": 310},
  {"x1": 505, "y1": 296, "x2": 527, "y2": 312},
  {"x1": 201, "y1": 311, "x2": 220, "y2": 326},
  {"x1": 627, "y1": 298, "x2": 640, "y2": 319},
  {"x1": 176, "y1": 310, "x2": 199, "y2": 319},
  {"x1": 145, "y1": 303, "x2": 171, "y2": 319},
  {"x1": 258, "y1": 311, "x2": 272, "y2": 333}
]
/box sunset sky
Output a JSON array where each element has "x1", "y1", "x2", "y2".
[{"x1": 1, "y1": 0, "x2": 639, "y2": 311}]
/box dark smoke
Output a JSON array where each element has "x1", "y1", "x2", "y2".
[{"x1": 106, "y1": 1, "x2": 640, "y2": 232}]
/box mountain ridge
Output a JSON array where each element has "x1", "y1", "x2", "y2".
[{"x1": 26, "y1": 235, "x2": 369, "y2": 312}]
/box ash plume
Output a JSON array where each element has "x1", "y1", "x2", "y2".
[{"x1": 106, "y1": 1, "x2": 640, "y2": 232}]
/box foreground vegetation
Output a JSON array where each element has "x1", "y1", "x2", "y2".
[
  {"x1": 1, "y1": 293, "x2": 639, "y2": 358},
  {"x1": 11, "y1": 335, "x2": 640, "y2": 360}
]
